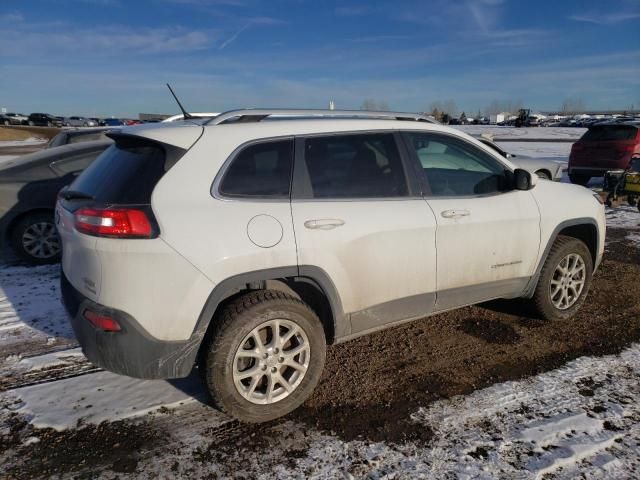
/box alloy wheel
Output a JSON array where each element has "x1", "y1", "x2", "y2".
[
  {"x1": 549, "y1": 253, "x2": 586, "y2": 310},
  {"x1": 233, "y1": 319, "x2": 310, "y2": 405}
]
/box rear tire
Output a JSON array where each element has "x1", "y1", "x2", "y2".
[
  {"x1": 531, "y1": 236, "x2": 593, "y2": 321},
  {"x1": 9, "y1": 212, "x2": 61, "y2": 265},
  {"x1": 201, "y1": 290, "x2": 326, "y2": 423},
  {"x1": 569, "y1": 173, "x2": 591, "y2": 186}
]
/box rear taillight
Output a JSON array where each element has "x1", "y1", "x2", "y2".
[
  {"x1": 571, "y1": 143, "x2": 583, "y2": 151},
  {"x1": 83, "y1": 309, "x2": 121, "y2": 332},
  {"x1": 74, "y1": 207, "x2": 154, "y2": 238}
]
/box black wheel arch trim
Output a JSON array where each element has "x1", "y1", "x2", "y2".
[
  {"x1": 191, "y1": 264, "x2": 347, "y2": 345},
  {"x1": 523, "y1": 217, "x2": 600, "y2": 298}
]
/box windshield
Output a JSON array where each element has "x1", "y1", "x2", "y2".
[{"x1": 582, "y1": 125, "x2": 637, "y2": 141}]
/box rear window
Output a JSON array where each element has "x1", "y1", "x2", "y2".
[
  {"x1": 582, "y1": 125, "x2": 638, "y2": 141},
  {"x1": 69, "y1": 138, "x2": 180, "y2": 204}
]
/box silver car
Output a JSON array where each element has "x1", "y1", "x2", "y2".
[
  {"x1": 64, "y1": 116, "x2": 96, "y2": 127},
  {"x1": 476, "y1": 136, "x2": 567, "y2": 181}
]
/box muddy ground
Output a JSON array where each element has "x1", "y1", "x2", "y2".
[{"x1": 2, "y1": 227, "x2": 640, "y2": 478}]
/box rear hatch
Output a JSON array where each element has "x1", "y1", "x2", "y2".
[
  {"x1": 57, "y1": 128, "x2": 200, "y2": 301},
  {"x1": 570, "y1": 125, "x2": 639, "y2": 169}
]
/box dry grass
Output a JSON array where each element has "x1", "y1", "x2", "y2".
[
  {"x1": 0, "y1": 126, "x2": 59, "y2": 141},
  {"x1": 0, "y1": 127, "x2": 36, "y2": 141}
]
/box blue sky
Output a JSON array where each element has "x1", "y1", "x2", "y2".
[{"x1": 0, "y1": 0, "x2": 639, "y2": 117}]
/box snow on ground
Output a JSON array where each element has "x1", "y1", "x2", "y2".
[
  {"x1": 127, "y1": 343, "x2": 640, "y2": 479},
  {"x1": 498, "y1": 141, "x2": 572, "y2": 160},
  {"x1": 606, "y1": 204, "x2": 640, "y2": 230},
  {"x1": 456, "y1": 125, "x2": 586, "y2": 140},
  {"x1": 3, "y1": 370, "x2": 207, "y2": 430},
  {"x1": 0, "y1": 138, "x2": 47, "y2": 147},
  {"x1": 0, "y1": 263, "x2": 75, "y2": 356}
]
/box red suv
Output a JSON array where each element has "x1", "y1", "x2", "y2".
[{"x1": 569, "y1": 123, "x2": 640, "y2": 186}]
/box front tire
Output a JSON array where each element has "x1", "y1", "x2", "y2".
[
  {"x1": 535, "y1": 170, "x2": 552, "y2": 180},
  {"x1": 531, "y1": 236, "x2": 593, "y2": 320},
  {"x1": 9, "y1": 212, "x2": 61, "y2": 264},
  {"x1": 201, "y1": 290, "x2": 326, "y2": 423}
]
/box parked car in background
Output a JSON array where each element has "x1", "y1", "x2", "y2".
[
  {"x1": 57, "y1": 109, "x2": 604, "y2": 424},
  {"x1": 569, "y1": 123, "x2": 640, "y2": 186},
  {"x1": 5, "y1": 113, "x2": 28, "y2": 125},
  {"x1": 48, "y1": 128, "x2": 116, "y2": 148},
  {"x1": 27, "y1": 113, "x2": 63, "y2": 127},
  {"x1": 0, "y1": 114, "x2": 10, "y2": 126},
  {"x1": 475, "y1": 136, "x2": 566, "y2": 181},
  {"x1": 64, "y1": 116, "x2": 96, "y2": 127},
  {"x1": 0, "y1": 140, "x2": 112, "y2": 264},
  {"x1": 100, "y1": 118, "x2": 124, "y2": 127}
]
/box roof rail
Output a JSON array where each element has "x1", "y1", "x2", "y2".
[{"x1": 204, "y1": 108, "x2": 438, "y2": 126}]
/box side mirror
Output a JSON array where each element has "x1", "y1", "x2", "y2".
[{"x1": 514, "y1": 168, "x2": 536, "y2": 190}]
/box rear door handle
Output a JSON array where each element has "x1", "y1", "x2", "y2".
[
  {"x1": 441, "y1": 209, "x2": 470, "y2": 219},
  {"x1": 304, "y1": 219, "x2": 345, "y2": 230}
]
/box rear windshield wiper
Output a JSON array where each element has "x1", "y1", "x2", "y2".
[{"x1": 61, "y1": 190, "x2": 95, "y2": 201}]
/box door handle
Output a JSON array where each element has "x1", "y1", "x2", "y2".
[
  {"x1": 304, "y1": 219, "x2": 345, "y2": 230},
  {"x1": 441, "y1": 209, "x2": 470, "y2": 219}
]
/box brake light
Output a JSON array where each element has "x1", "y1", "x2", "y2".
[
  {"x1": 75, "y1": 207, "x2": 154, "y2": 238},
  {"x1": 83, "y1": 309, "x2": 121, "y2": 332},
  {"x1": 571, "y1": 143, "x2": 583, "y2": 151}
]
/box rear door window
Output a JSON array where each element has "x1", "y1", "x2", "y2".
[
  {"x1": 582, "y1": 125, "x2": 638, "y2": 141},
  {"x1": 70, "y1": 138, "x2": 180, "y2": 204},
  {"x1": 302, "y1": 133, "x2": 408, "y2": 198}
]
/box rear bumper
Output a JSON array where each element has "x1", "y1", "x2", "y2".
[{"x1": 61, "y1": 270, "x2": 201, "y2": 379}]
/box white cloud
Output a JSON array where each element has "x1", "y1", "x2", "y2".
[
  {"x1": 570, "y1": 11, "x2": 640, "y2": 25},
  {"x1": 0, "y1": 25, "x2": 216, "y2": 56},
  {"x1": 217, "y1": 16, "x2": 284, "y2": 50}
]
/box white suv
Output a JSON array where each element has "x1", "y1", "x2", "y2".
[{"x1": 57, "y1": 109, "x2": 605, "y2": 423}]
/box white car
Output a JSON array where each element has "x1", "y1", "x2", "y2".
[
  {"x1": 57, "y1": 109, "x2": 605, "y2": 423},
  {"x1": 475, "y1": 136, "x2": 567, "y2": 181},
  {"x1": 64, "y1": 116, "x2": 96, "y2": 127}
]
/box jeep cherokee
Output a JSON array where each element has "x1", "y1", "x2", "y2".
[{"x1": 57, "y1": 109, "x2": 606, "y2": 423}]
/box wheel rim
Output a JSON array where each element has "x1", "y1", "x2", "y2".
[
  {"x1": 21, "y1": 222, "x2": 61, "y2": 259},
  {"x1": 549, "y1": 253, "x2": 586, "y2": 310},
  {"x1": 233, "y1": 319, "x2": 310, "y2": 405}
]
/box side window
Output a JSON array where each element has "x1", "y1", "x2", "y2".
[
  {"x1": 219, "y1": 139, "x2": 293, "y2": 198},
  {"x1": 50, "y1": 151, "x2": 101, "y2": 175},
  {"x1": 406, "y1": 133, "x2": 508, "y2": 196},
  {"x1": 303, "y1": 133, "x2": 408, "y2": 198}
]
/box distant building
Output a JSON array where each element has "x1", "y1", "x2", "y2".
[{"x1": 490, "y1": 112, "x2": 511, "y2": 124}]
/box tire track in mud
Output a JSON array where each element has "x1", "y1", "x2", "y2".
[{"x1": 0, "y1": 360, "x2": 101, "y2": 392}]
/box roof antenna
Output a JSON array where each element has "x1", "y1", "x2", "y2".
[{"x1": 166, "y1": 83, "x2": 193, "y2": 119}]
